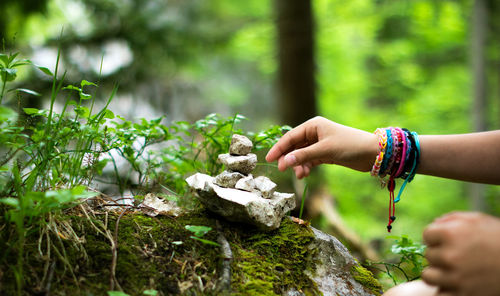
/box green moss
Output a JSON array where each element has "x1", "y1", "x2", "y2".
[
  {"x1": 350, "y1": 265, "x2": 383, "y2": 296},
  {"x1": 0, "y1": 208, "x2": 324, "y2": 295},
  {"x1": 230, "y1": 218, "x2": 320, "y2": 295}
]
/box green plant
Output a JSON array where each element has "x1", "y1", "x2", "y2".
[
  {"x1": 0, "y1": 185, "x2": 98, "y2": 295},
  {"x1": 148, "y1": 113, "x2": 289, "y2": 196},
  {"x1": 0, "y1": 48, "x2": 290, "y2": 295},
  {"x1": 367, "y1": 235, "x2": 427, "y2": 286}
]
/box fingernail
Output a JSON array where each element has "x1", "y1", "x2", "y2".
[{"x1": 284, "y1": 154, "x2": 297, "y2": 167}]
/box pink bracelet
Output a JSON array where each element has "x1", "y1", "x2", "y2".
[{"x1": 394, "y1": 127, "x2": 407, "y2": 177}]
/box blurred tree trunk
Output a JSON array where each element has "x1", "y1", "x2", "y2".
[
  {"x1": 275, "y1": 0, "x2": 317, "y2": 127},
  {"x1": 274, "y1": 1, "x2": 377, "y2": 263},
  {"x1": 470, "y1": 0, "x2": 488, "y2": 211}
]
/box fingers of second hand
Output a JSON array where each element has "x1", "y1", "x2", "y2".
[
  {"x1": 423, "y1": 266, "x2": 458, "y2": 290},
  {"x1": 436, "y1": 289, "x2": 457, "y2": 296},
  {"x1": 422, "y1": 267, "x2": 444, "y2": 287},
  {"x1": 423, "y1": 224, "x2": 445, "y2": 247},
  {"x1": 425, "y1": 247, "x2": 451, "y2": 269}
]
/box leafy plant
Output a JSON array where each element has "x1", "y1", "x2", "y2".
[
  {"x1": 0, "y1": 48, "x2": 290, "y2": 295},
  {"x1": 367, "y1": 235, "x2": 427, "y2": 286}
]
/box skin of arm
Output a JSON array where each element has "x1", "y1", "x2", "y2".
[{"x1": 418, "y1": 132, "x2": 500, "y2": 185}]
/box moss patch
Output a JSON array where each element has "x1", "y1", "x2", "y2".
[
  {"x1": 0, "y1": 208, "x2": 324, "y2": 295},
  {"x1": 229, "y1": 218, "x2": 319, "y2": 295},
  {"x1": 350, "y1": 265, "x2": 383, "y2": 296}
]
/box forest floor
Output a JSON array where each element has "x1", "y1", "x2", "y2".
[{"x1": 0, "y1": 194, "x2": 381, "y2": 296}]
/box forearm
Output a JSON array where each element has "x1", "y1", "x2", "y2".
[{"x1": 417, "y1": 131, "x2": 500, "y2": 185}]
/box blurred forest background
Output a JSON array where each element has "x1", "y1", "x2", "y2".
[{"x1": 2, "y1": 0, "x2": 500, "y2": 256}]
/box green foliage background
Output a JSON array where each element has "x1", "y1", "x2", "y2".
[{"x1": 2, "y1": 0, "x2": 500, "y2": 251}]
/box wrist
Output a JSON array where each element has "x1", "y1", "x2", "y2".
[{"x1": 357, "y1": 132, "x2": 379, "y2": 172}]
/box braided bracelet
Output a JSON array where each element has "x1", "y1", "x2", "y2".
[{"x1": 371, "y1": 127, "x2": 420, "y2": 232}]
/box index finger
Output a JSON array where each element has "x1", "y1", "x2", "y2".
[{"x1": 265, "y1": 122, "x2": 310, "y2": 162}]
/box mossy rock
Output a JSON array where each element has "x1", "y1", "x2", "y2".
[{"x1": 0, "y1": 208, "x2": 381, "y2": 295}]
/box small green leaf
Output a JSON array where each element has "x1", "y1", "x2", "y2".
[
  {"x1": 93, "y1": 159, "x2": 109, "y2": 175},
  {"x1": 37, "y1": 65, "x2": 53, "y2": 77},
  {"x1": 23, "y1": 108, "x2": 41, "y2": 115},
  {"x1": 8, "y1": 52, "x2": 19, "y2": 64},
  {"x1": 171, "y1": 241, "x2": 183, "y2": 245},
  {"x1": 0, "y1": 54, "x2": 8, "y2": 66},
  {"x1": 75, "y1": 106, "x2": 90, "y2": 117},
  {"x1": 80, "y1": 92, "x2": 92, "y2": 100},
  {"x1": 0, "y1": 197, "x2": 20, "y2": 209},
  {"x1": 107, "y1": 292, "x2": 130, "y2": 296},
  {"x1": 104, "y1": 109, "x2": 115, "y2": 119},
  {"x1": 9, "y1": 88, "x2": 41, "y2": 96},
  {"x1": 158, "y1": 193, "x2": 178, "y2": 202},
  {"x1": 0, "y1": 67, "x2": 17, "y2": 82},
  {"x1": 81, "y1": 80, "x2": 97, "y2": 87},
  {"x1": 0, "y1": 106, "x2": 17, "y2": 121},
  {"x1": 143, "y1": 290, "x2": 158, "y2": 296},
  {"x1": 63, "y1": 85, "x2": 81, "y2": 92},
  {"x1": 190, "y1": 236, "x2": 220, "y2": 246},
  {"x1": 185, "y1": 225, "x2": 212, "y2": 237},
  {"x1": 12, "y1": 59, "x2": 31, "y2": 67}
]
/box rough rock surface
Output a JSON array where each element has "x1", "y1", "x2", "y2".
[
  {"x1": 137, "y1": 193, "x2": 184, "y2": 217},
  {"x1": 218, "y1": 153, "x2": 257, "y2": 175},
  {"x1": 213, "y1": 170, "x2": 245, "y2": 188},
  {"x1": 186, "y1": 173, "x2": 295, "y2": 231},
  {"x1": 229, "y1": 134, "x2": 253, "y2": 156},
  {"x1": 254, "y1": 176, "x2": 277, "y2": 199},
  {"x1": 234, "y1": 174, "x2": 255, "y2": 192},
  {"x1": 282, "y1": 222, "x2": 380, "y2": 296},
  {"x1": 305, "y1": 226, "x2": 381, "y2": 295}
]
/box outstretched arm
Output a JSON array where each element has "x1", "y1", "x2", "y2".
[
  {"x1": 418, "y1": 131, "x2": 500, "y2": 184},
  {"x1": 266, "y1": 117, "x2": 500, "y2": 185}
]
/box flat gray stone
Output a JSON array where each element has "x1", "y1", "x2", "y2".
[
  {"x1": 229, "y1": 134, "x2": 253, "y2": 156},
  {"x1": 234, "y1": 174, "x2": 255, "y2": 192},
  {"x1": 254, "y1": 176, "x2": 277, "y2": 199},
  {"x1": 137, "y1": 193, "x2": 183, "y2": 217},
  {"x1": 213, "y1": 170, "x2": 245, "y2": 188},
  {"x1": 218, "y1": 153, "x2": 257, "y2": 175},
  {"x1": 186, "y1": 173, "x2": 295, "y2": 231}
]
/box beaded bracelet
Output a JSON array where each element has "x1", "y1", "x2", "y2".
[
  {"x1": 370, "y1": 128, "x2": 388, "y2": 176},
  {"x1": 371, "y1": 127, "x2": 420, "y2": 232}
]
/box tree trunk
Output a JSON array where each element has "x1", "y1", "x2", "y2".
[
  {"x1": 275, "y1": 0, "x2": 317, "y2": 127},
  {"x1": 470, "y1": 0, "x2": 488, "y2": 211}
]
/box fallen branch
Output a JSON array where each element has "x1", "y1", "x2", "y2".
[
  {"x1": 110, "y1": 208, "x2": 127, "y2": 291},
  {"x1": 216, "y1": 220, "x2": 232, "y2": 294}
]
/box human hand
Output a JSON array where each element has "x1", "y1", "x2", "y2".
[
  {"x1": 422, "y1": 212, "x2": 500, "y2": 296},
  {"x1": 265, "y1": 116, "x2": 378, "y2": 179}
]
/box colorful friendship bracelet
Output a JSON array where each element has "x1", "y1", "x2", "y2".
[{"x1": 371, "y1": 127, "x2": 421, "y2": 232}]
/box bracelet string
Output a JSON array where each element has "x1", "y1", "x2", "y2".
[{"x1": 371, "y1": 127, "x2": 420, "y2": 232}]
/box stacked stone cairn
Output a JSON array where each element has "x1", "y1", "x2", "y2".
[{"x1": 186, "y1": 134, "x2": 296, "y2": 231}]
